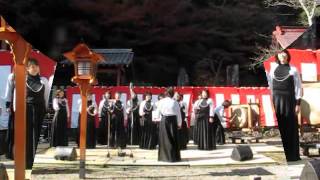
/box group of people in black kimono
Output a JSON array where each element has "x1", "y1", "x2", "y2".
[
  {"x1": 64, "y1": 89, "x2": 190, "y2": 154},
  {"x1": 49, "y1": 87, "x2": 234, "y2": 162},
  {"x1": 50, "y1": 49, "x2": 304, "y2": 163},
  {"x1": 0, "y1": 49, "x2": 303, "y2": 169}
]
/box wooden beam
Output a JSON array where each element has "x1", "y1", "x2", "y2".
[
  {"x1": 97, "y1": 69, "x2": 119, "y2": 73},
  {"x1": 14, "y1": 64, "x2": 27, "y2": 180},
  {"x1": 78, "y1": 80, "x2": 90, "y2": 179}
]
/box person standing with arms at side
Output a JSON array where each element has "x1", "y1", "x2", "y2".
[
  {"x1": 267, "y1": 50, "x2": 302, "y2": 162},
  {"x1": 5, "y1": 59, "x2": 50, "y2": 169},
  {"x1": 153, "y1": 93, "x2": 165, "y2": 147},
  {"x1": 157, "y1": 87, "x2": 182, "y2": 162},
  {"x1": 191, "y1": 94, "x2": 201, "y2": 145},
  {"x1": 193, "y1": 90, "x2": 215, "y2": 150},
  {"x1": 98, "y1": 91, "x2": 111, "y2": 145},
  {"x1": 109, "y1": 92, "x2": 127, "y2": 149},
  {"x1": 126, "y1": 88, "x2": 140, "y2": 145},
  {"x1": 50, "y1": 89, "x2": 70, "y2": 147},
  {"x1": 4, "y1": 72, "x2": 15, "y2": 160},
  {"x1": 174, "y1": 92, "x2": 189, "y2": 150},
  {"x1": 213, "y1": 100, "x2": 232, "y2": 145},
  {"x1": 0, "y1": 97, "x2": 9, "y2": 156},
  {"x1": 139, "y1": 92, "x2": 157, "y2": 149}
]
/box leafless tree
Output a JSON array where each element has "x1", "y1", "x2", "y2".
[
  {"x1": 250, "y1": 43, "x2": 282, "y2": 68},
  {"x1": 265, "y1": 0, "x2": 319, "y2": 26}
]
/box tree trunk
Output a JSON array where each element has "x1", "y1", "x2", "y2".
[{"x1": 226, "y1": 64, "x2": 239, "y2": 86}]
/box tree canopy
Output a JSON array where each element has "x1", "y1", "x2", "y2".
[{"x1": 0, "y1": 0, "x2": 299, "y2": 86}]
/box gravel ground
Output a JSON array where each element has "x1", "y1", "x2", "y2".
[
  {"x1": 30, "y1": 151, "x2": 301, "y2": 180},
  {"x1": 2, "y1": 136, "x2": 313, "y2": 180},
  {"x1": 31, "y1": 164, "x2": 297, "y2": 180}
]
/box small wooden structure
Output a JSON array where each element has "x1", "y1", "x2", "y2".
[
  {"x1": 60, "y1": 49, "x2": 134, "y2": 86},
  {"x1": 228, "y1": 101, "x2": 260, "y2": 129},
  {"x1": 228, "y1": 101, "x2": 262, "y2": 144},
  {"x1": 63, "y1": 43, "x2": 103, "y2": 179}
]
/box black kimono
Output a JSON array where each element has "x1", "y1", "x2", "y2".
[
  {"x1": 0, "y1": 102, "x2": 8, "y2": 155},
  {"x1": 77, "y1": 100, "x2": 97, "y2": 149},
  {"x1": 126, "y1": 98, "x2": 141, "y2": 145},
  {"x1": 139, "y1": 100, "x2": 157, "y2": 149},
  {"x1": 194, "y1": 98, "x2": 215, "y2": 150},
  {"x1": 177, "y1": 101, "x2": 189, "y2": 150},
  {"x1": 50, "y1": 98, "x2": 69, "y2": 147},
  {"x1": 5, "y1": 102, "x2": 14, "y2": 159},
  {"x1": 268, "y1": 64, "x2": 302, "y2": 161},
  {"x1": 109, "y1": 100, "x2": 126, "y2": 149},
  {"x1": 25, "y1": 74, "x2": 47, "y2": 169},
  {"x1": 98, "y1": 98, "x2": 110, "y2": 145}
]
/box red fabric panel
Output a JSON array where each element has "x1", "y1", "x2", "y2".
[
  {"x1": 264, "y1": 49, "x2": 318, "y2": 74},
  {"x1": 0, "y1": 51, "x2": 14, "y2": 67},
  {"x1": 0, "y1": 50, "x2": 56, "y2": 79}
]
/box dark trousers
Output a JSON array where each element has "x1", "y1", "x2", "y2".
[{"x1": 158, "y1": 115, "x2": 181, "y2": 162}]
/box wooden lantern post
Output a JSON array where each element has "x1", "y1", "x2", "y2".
[
  {"x1": 0, "y1": 16, "x2": 31, "y2": 180},
  {"x1": 63, "y1": 43, "x2": 103, "y2": 179}
]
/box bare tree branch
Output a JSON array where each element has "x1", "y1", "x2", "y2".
[
  {"x1": 265, "y1": 0, "x2": 318, "y2": 26},
  {"x1": 250, "y1": 43, "x2": 282, "y2": 68},
  {"x1": 264, "y1": 0, "x2": 301, "y2": 8}
]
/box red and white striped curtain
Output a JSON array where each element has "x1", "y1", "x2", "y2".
[{"x1": 66, "y1": 86, "x2": 277, "y2": 129}]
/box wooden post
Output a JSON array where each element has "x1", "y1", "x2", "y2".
[
  {"x1": 14, "y1": 64, "x2": 27, "y2": 180},
  {"x1": 79, "y1": 80, "x2": 89, "y2": 179},
  {"x1": 248, "y1": 102, "x2": 252, "y2": 129},
  {"x1": 63, "y1": 43, "x2": 103, "y2": 179}
]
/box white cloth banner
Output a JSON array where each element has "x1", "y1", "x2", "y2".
[{"x1": 301, "y1": 63, "x2": 317, "y2": 82}]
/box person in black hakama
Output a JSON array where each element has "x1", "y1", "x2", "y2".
[
  {"x1": 157, "y1": 87, "x2": 182, "y2": 162},
  {"x1": 126, "y1": 91, "x2": 140, "y2": 145},
  {"x1": 267, "y1": 50, "x2": 302, "y2": 162},
  {"x1": 153, "y1": 93, "x2": 165, "y2": 146},
  {"x1": 0, "y1": 98, "x2": 9, "y2": 155},
  {"x1": 50, "y1": 89, "x2": 70, "y2": 147},
  {"x1": 193, "y1": 90, "x2": 215, "y2": 150},
  {"x1": 4, "y1": 73, "x2": 15, "y2": 160},
  {"x1": 139, "y1": 92, "x2": 157, "y2": 149},
  {"x1": 98, "y1": 91, "x2": 111, "y2": 145},
  {"x1": 109, "y1": 92, "x2": 127, "y2": 149},
  {"x1": 174, "y1": 92, "x2": 189, "y2": 150},
  {"x1": 213, "y1": 100, "x2": 232, "y2": 145},
  {"x1": 191, "y1": 94, "x2": 201, "y2": 145},
  {"x1": 5, "y1": 59, "x2": 50, "y2": 169},
  {"x1": 77, "y1": 94, "x2": 97, "y2": 149}
]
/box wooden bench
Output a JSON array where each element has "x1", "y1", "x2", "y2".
[
  {"x1": 300, "y1": 142, "x2": 320, "y2": 156},
  {"x1": 229, "y1": 136, "x2": 262, "y2": 144}
]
